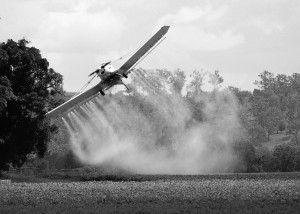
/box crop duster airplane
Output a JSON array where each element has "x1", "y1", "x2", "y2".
[{"x1": 45, "y1": 26, "x2": 170, "y2": 119}]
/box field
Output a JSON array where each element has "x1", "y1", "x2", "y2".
[{"x1": 1, "y1": 173, "x2": 300, "y2": 213}]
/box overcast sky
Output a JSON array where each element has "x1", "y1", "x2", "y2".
[{"x1": 1, "y1": 0, "x2": 299, "y2": 92}]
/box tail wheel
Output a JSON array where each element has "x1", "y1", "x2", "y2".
[
  {"x1": 123, "y1": 73, "x2": 128, "y2": 78},
  {"x1": 100, "y1": 90, "x2": 105, "y2": 96}
]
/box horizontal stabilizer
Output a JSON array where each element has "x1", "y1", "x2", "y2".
[{"x1": 45, "y1": 84, "x2": 103, "y2": 119}]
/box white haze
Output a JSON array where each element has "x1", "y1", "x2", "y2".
[{"x1": 62, "y1": 71, "x2": 244, "y2": 174}]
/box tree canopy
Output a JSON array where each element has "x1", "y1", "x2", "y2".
[{"x1": 0, "y1": 39, "x2": 64, "y2": 171}]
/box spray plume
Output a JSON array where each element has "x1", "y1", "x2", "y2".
[{"x1": 62, "y1": 70, "x2": 243, "y2": 174}]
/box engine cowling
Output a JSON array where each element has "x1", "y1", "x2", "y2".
[{"x1": 97, "y1": 63, "x2": 116, "y2": 80}]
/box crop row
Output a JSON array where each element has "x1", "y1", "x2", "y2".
[{"x1": 1, "y1": 174, "x2": 300, "y2": 213}]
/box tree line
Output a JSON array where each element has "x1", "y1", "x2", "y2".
[
  {"x1": 1, "y1": 39, "x2": 300, "y2": 174},
  {"x1": 231, "y1": 71, "x2": 300, "y2": 172}
]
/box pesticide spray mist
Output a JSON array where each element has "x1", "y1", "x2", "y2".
[{"x1": 62, "y1": 70, "x2": 244, "y2": 174}]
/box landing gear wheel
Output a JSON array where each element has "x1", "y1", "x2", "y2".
[
  {"x1": 100, "y1": 90, "x2": 105, "y2": 96},
  {"x1": 123, "y1": 73, "x2": 128, "y2": 78}
]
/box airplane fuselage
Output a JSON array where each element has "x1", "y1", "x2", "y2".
[
  {"x1": 96, "y1": 64, "x2": 124, "y2": 92},
  {"x1": 97, "y1": 64, "x2": 116, "y2": 80}
]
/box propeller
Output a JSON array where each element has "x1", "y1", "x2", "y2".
[
  {"x1": 100, "y1": 61, "x2": 111, "y2": 69},
  {"x1": 88, "y1": 61, "x2": 111, "y2": 77}
]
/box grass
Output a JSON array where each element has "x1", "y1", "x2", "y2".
[{"x1": 1, "y1": 172, "x2": 300, "y2": 213}]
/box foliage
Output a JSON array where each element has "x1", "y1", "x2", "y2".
[
  {"x1": 248, "y1": 69, "x2": 300, "y2": 172},
  {"x1": 255, "y1": 147, "x2": 274, "y2": 172},
  {"x1": 248, "y1": 123, "x2": 268, "y2": 146},
  {"x1": 254, "y1": 70, "x2": 276, "y2": 90},
  {"x1": 250, "y1": 92, "x2": 284, "y2": 138},
  {"x1": 251, "y1": 70, "x2": 300, "y2": 143},
  {"x1": 273, "y1": 144, "x2": 300, "y2": 172},
  {"x1": 209, "y1": 70, "x2": 224, "y2": 87},
  {"x1": 233, "y1": 140, "x2": 257, "y2": 172},
  {"x1": 0, "y1": 76, "x2": 16, "y2": 115},
  {"x1": 0, "y1": 39, "x2": 64, "y2": 171},
  {"x1": 228, "y1": 86, "x2": 252, "y2": 105}
]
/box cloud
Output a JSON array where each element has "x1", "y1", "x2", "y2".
[
  {"x1": 169, "y1": 26, "x2": 244, "y2": 51},
  {"x1": 158, "y1": 6, "x2": 212, "y2": 24},
  {"x1": 33, "y1": 6, "x2": 126, "y2": 53},
  {"x1": 157, "y1": 5, "x2": 244, "y2": 51},
  {"x1": 158, "y1": 5, "x2": 228, "y2": 27},
  {"x1": 249, "y1": 17, "x2": 284, "y2": 34}
]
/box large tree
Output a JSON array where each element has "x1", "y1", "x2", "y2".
[{"x1": 0, "y1": 39, "x2": 64, "y2": 171}]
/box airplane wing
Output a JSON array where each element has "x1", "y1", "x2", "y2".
[
  {"x1": 45, "y1": 84, "x2": 104, "y2": 119},
  {"x1": 45, "y1": 26, "x2": 170, "y2": 119},
  {"x1": 117, "y1": 26, "x2": 170, "y2": 76}
]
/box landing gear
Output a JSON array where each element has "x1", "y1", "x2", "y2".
[
  {"x1": 100, "y1": 90, "x2": 105, "y2": 96},
  {"x1": 122, "y1": 73, "x2": 128, "y2": 78}
]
